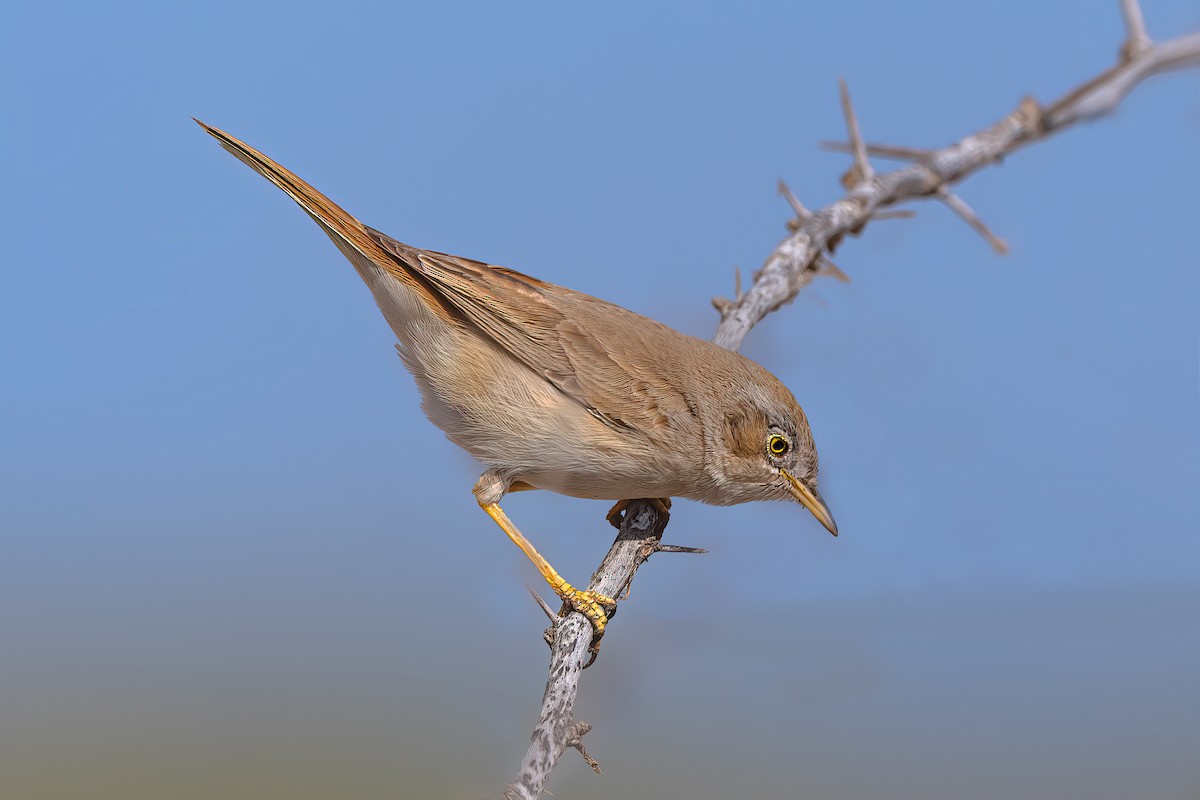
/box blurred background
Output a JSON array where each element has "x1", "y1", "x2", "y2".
[{"x1": 2, "y1": 1, "x2": 1198, "y2": 798}]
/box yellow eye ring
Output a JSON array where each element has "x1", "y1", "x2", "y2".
[{"x1": 768, "y1": 434, "x2": 790, "y2": 457}]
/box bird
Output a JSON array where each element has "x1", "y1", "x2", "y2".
[{"x1": 195, "y1": 119, "x2": 837, "y2": 643}]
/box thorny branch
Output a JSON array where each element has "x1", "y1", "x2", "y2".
[{"x1": 501, "y1": 6, "x2": 1200, "y2": 799}]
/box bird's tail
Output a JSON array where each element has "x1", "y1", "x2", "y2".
[{"x1": 193, "y1": 118, "x2": 423, "y2": 296}]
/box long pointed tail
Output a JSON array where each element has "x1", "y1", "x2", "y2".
[{"x1": 193, "y1": 118, "x2": 418, "y2": 291}]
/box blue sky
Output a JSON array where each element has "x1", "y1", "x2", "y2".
[{"x1": 2, "y1": 1, "x2": 1198, "y2": 798}]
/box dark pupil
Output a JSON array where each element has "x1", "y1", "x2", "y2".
[{"x1": 772, "y1": 438, "x2": 787, "y2": 454}]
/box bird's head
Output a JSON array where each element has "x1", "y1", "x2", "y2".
[{"x1": 709, "y1": 378, "x2": 837, "y2": 536}]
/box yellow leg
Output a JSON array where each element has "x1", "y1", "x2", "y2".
[{"x1": 481, "y1": 502, "x2": 616, "y2": 635}]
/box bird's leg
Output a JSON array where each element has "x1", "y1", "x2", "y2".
[
  {"x1": 474, "y1": 472, "x2": 615, "y2": 637},
  {"x1": 480, "y1": 502, "x2": 616, "y2": 635},
  {"x1": 605, "y1": 497, "x2": 672, "y2": 529}
]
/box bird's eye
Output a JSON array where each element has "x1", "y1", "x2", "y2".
[{"x1": 768, "y1": 434, "x2": 790, "y2": 457}]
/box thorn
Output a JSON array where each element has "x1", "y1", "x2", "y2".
[
  {"x1": 818, "y1": 257, "x2": 852, "y2": 283},
  {"x1": 777, "y1": 177, "x2": 811, "y2": 220},
  {"x1": 712, "y1": 296, "x2": 733, "y2": 315},
  {"x1": 734, "y1": 267, "x2": 742, "y2": 300},
  {"x1": 526, "y1": 584, "x2": 559, "y2": 622},
  {"x1": 820, "y1": 141, "x2": 932, "y2": 163},
  {"x1": 655, "y1": 544, "x2": 709, "y2": 554},
  {"x1": 936, "y1": 186, "x2": 1010, "y2": 255},
  {"x1": 838, "y1": 77, "x2": 874, "y2": 186}
]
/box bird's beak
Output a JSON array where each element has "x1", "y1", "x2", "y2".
[{"x1": 782, "y1": 469, "x2": 838, "y2": 537}]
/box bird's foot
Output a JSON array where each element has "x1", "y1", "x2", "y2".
[
  {"x1": 478, "y1": 497, "x2": 617, "y2": 665},
  {"x1": 554, "y1": 582, "x2": 617, "y2": 665},
  {"x1": 605, "y1": 497, "x2": 672, "y2": 529},
  {"x1": 555, "y1": 582, "x2": 617, "y2": 633}
]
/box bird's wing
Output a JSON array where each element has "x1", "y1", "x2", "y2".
[
  {"x1": 197, "y1": 119, "x2": 701, "y2": 439},
  {"x1": 369, "y1": 228, "x2": 697, "y2": 435}
]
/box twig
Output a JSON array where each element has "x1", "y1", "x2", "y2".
[
  {"x1": 712, "y1": 29, "x2": 1200, "y2": 351},
  {"x1": 566, "y1": 722, "x2": 601, "y2": 774},
  {"x1": 502, "y1": 10, "x2": 1200, "y2": 799},
  {"x1": 1120, "y1": 0, "x2": 1152, "y2": 60}
]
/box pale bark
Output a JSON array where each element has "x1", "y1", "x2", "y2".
[{"x1": 501, "y1": 6, "x2": 1200, "y2": 798}]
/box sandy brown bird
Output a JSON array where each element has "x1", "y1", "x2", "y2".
[{"x1": 196, "y1": 120, "x2": 837, "y2": 638}]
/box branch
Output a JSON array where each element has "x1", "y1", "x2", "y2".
[
  {"x1": 712, "y1": 26, "x2": 1200, "y2": 350},
  {"x1": 502, "y1": 9, "x2": 1200, "y2": 799},
  {"x1": 502, "y1": 501, "x2": 669, "y2": 800},
  {"x1": 778, "y1": 178, "x2": 851, "y2": 281},
  {"x1": 1120, "y1": 0, "x2": 1152, "y2": 60}
]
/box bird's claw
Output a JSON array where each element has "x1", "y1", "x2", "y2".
[
  {"x1": 605, "y1": 497, "x2": 672, "y2": 529},
  {"x1": 555, "y1": 584, "x2": 617, "y2": 666},
  {"x1": 559, "y1": 586, "x2": 616, "y2": 632}
]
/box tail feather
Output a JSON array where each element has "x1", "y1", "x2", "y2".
[{"x1": 193, "y1": 118, "x2": 426, "y2": 297}]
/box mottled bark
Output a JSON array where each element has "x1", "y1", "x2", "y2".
[{"x1": 502, "y1": 5, "x2": 1200, "y2": 798}]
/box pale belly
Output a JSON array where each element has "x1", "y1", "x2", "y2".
[{"x1": 365, "y1": 271, "x2": 711, "y2": 503}]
